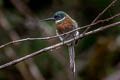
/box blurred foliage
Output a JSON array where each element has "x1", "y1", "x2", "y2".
[{"x1": 0, "y1": 0, "x2": 120, "y2": 80}]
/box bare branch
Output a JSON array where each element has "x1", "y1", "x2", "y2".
[
  {"x1": 83, "y1": 0, "x2": 119, "y2": 33},
  {"x1": 93, "y1": 0, "x2": 118, "y2": 23},
  {"x1": 0, "y1": 21, "x2": 120, "y2": 69},
  {"x1": 0, "y1": 13, "x2": 120, "y2": 49}
]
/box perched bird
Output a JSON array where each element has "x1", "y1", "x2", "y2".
[{"x1": 42, "y1": 11, "x2": 79, "y2": 76}]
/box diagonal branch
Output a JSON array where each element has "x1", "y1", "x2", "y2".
[
  {"x1": 0, "y1": 13, "x2": 120, "y2": 49},
  {"x1": 0, "y1": 21, "x2": 120, "y2": 70},
  {"x1": 92, "y1": 0, "x2": 118, "y2": 23},
  {"x1": 83, "y1": 0, "x2": 119, "y2": 33}
]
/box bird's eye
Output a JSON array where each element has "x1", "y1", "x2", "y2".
[
  {"x1": 54, "y1": 15, "x2": 60, "y2": 20},
  {"x1": 54, "y1": 14, "x2": 64, "y2": 20},
  {"x1": 54, "y1": 15, "x2": 59, "y2": 18}
]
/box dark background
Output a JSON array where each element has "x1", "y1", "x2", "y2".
[{"x1": 0, "y1": 0, "x2": 120, "y2": 80}]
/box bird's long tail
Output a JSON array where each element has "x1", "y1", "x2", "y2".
[{"x1": 68, "y1": 44, "x2": 75, "y2": 77}]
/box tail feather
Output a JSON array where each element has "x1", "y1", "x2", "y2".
[{"x1": 68, "y1": 45, "x2": 75, "y2": 77}]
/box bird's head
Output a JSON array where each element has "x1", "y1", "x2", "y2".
[{"x1": 42, "y1": 11, "x2": 69, "y2": 23}]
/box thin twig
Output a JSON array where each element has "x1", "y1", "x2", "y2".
[
  {"x1": 0, "y1": 21, "x2": 120, "y2": 69},
  {"x1": 83, "y1": 0, "x2": 119, "y2": 33},
  {"x1": 0, "y1": 13, "x2": 120, "y2": 49}
]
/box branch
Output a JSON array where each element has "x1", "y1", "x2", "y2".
[
  {"x1": 0, "y1": 21, "x2": 120, "y2": 69},
  {"x1": 93, "y1": 0, "x2": 118, "y2": 23},
  {"x1": 83, "y1": 0, "x2": 119, "y2": 33},
  {"x1": 0, "y1": 13, "x2": 120, "y2": 49}
]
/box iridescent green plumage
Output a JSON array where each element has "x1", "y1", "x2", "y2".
[
  {"x1": 55, "y1": 11, "x2": 79, "y2": 77},
  {"x1": 42, "y1": 11, "x2": 79, "y2": 77}
]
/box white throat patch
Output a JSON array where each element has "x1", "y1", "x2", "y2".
[{"x1": 55, "y1": 17, "x2": 65, "y2": 23}]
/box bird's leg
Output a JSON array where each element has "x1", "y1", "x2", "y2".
[
  {"x1": 75, "y1": 31, "x2": 79, "y2": 45},
  {"x1": 72, "y1": 32, "x2": 76, "y2": 45}
]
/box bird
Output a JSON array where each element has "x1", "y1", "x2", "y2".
[{"x1": 42, "y1": 11, "x2": 79, "y2": 77}]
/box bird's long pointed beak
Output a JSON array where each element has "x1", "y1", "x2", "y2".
[{"x1": 41, "y1": 17, "x2": 55, "y2": 21}]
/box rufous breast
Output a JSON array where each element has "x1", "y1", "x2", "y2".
[{"x1": 56, "y1": 17, "x2": 74, "y2": 33}]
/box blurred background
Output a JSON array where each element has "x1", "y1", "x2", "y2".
[{"x1": 0, "y1": 0, "x2": 120, "y2": 80}]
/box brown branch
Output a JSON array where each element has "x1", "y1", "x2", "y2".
[
  {"x1": 0, "y1": 9, "x2": 45, "y2": 80},
  {"x1": 83, "y1": 0, "x2": 119, "y2": 33},
  {"x1": 0, "y1": 13, "x2": 120, "y2": 49},
  {"x1": 0, "y1": 21, "x2": 120, "y2": 70},
  {"x1": 93, "y1": 0, "x2": 118, "y2": 23}
]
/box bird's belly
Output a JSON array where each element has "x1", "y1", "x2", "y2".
[
  {"x1": 56, "y1": 18, "x2": 78, "y2": 42},
  {"x1": 57, "y1": 25, "x2": 76, "y2": 41}
]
